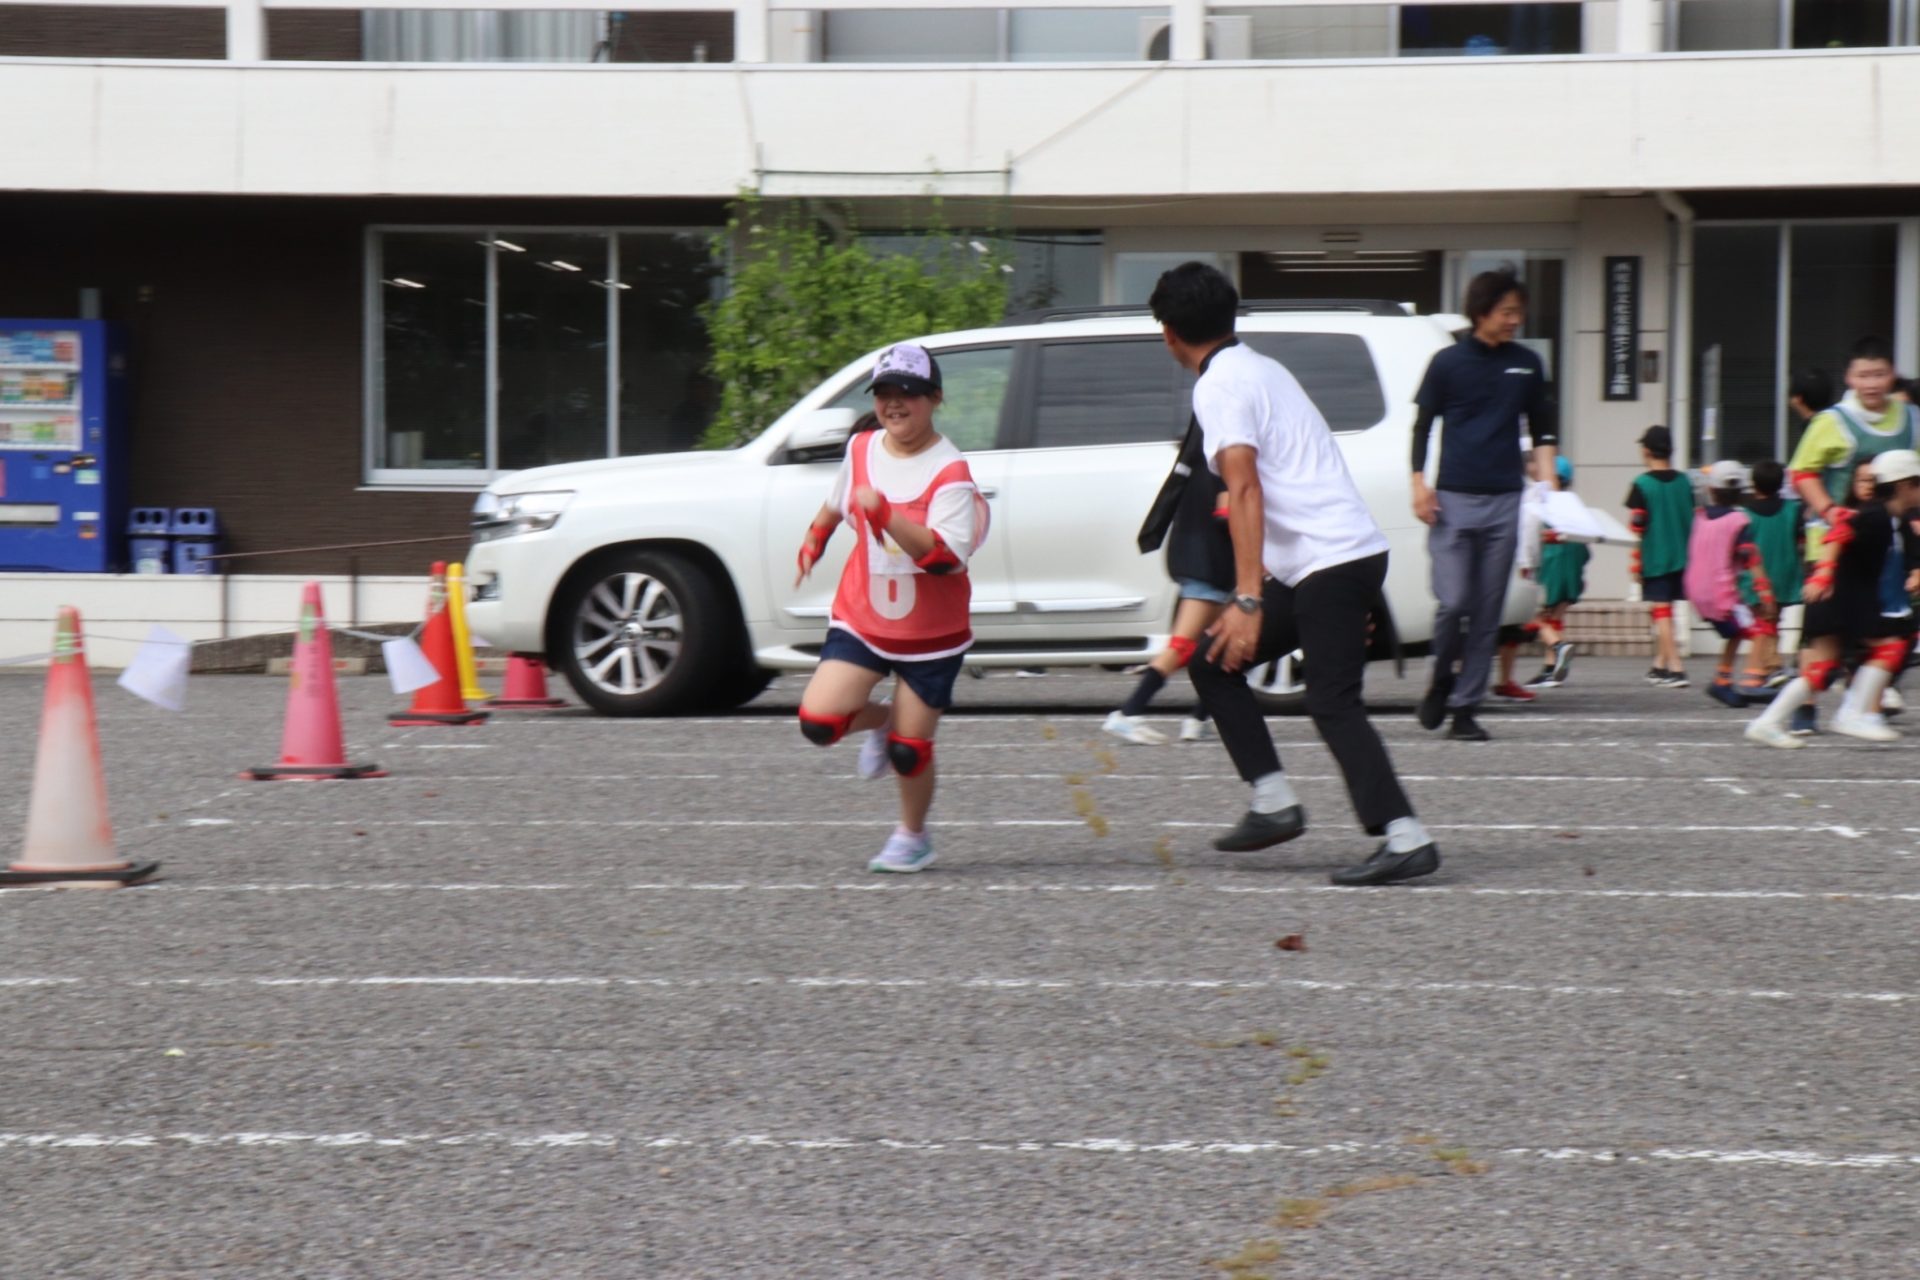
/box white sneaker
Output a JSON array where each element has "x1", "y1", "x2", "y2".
[
  {"x1": 1178, "y1": 716, "x2": 1209, "y2": 742},
  {"x1": 856, "y1": 727, "x2": 891, "y2": 779},
  {"x1": 1745, "y1": 720, "x2": 1806, "y2": 750},
  {"x1": 868, "y1": 828, "x2": 936, "y2": 873},
  {"x1": 1882, "y1": 686, "x2": 1905, "y2": 715},
  {"x1": 1833, "y1": 712, "x2": 1901, "y2": 743},
  {"x1": 1102, "y1": 710, "x2": 1168, "y2": 746}
]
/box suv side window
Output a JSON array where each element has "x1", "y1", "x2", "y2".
[
  {"x1": 1239, "y1": 332, "x2": 1387, "y2": 433},
  {"x1": 1028, "y1": 339, "x2": 1192, "y2": 449},
  {"x1": 827, "y1": 345, "x2": 1016, "y2": 452}
]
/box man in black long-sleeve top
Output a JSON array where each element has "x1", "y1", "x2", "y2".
[{"x1": 1409, "y1": 269, "x2": 1558, "y2": 741}]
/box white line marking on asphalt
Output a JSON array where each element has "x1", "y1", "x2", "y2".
[
  {"x1": 411, "y1": 744, "x2": 493, "y2": 750},
  {"x1": 473, "y1": 714, "x2": 1763, "y2": 728},
  {"x1": 176, "y1": 818, "x2": 1888, "y2": 835},
  {"x1": 8, "y1": 973, "x2": 1912, "y2": 1005},
  {"x1": 410, "y1": 773, "x2": 1920, "y2": 787},
  {"x1": 137, "y1": 881, "x2": 1920, "y2": 904},
  {"x1": 0, "y1": 1130, "x2": 1913, "y2": 1169}
]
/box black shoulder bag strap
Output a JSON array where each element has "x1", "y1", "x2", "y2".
[{"x1": 1136, "y1": 417, "x2": 1203, "y2": 554}]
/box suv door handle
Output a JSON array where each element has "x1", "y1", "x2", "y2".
[{"x1": 978, "y1": 486, "x2": 998, "y2": 499}]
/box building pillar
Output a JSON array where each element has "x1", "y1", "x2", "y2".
[
  {"x1": 1169, "y1": 0, "x2": 1208, "y2": 61},
  {"x1": 1614, "y1": 0, "x2": 1655, "y2": 53},
  {"x1": 226, "y1": 0, "x2": 266, "y2": 61},
  {"x1": 736, "y1": 0, "x2": 771, "y2": 63}
]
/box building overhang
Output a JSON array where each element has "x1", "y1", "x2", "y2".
[{"x1": 2, "y1": 49, "x2": 1917, "y2": 200}]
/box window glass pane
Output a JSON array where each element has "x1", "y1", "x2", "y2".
[
  {"x1": 1792, "y1": 0, "x2": 1891, "y2": 48},
  {"x1": 1674, "y1": 0, "x2": 1780, "y2": 51},
  {"x1": 822, "y1": 10, "x2": 998, "y2": 62},
  {"x1": 377, "y1": 232, "x2": 487, "y2": 470},
  {"x1": 1399, "y1": 4, "x2": 1581, "y2": 55},
  {"x1": 1006, "y1": 232, "x2": 1104, "y2": 313},
  {"x1": 1213, "y1": 5, "x2": 1392, "y2": 58},
  {"x1": 616, "y1": 232, "x2": 724, "y2": 454},
  {"x1": 1240, "y1": 332, "x2": 1388, "y2": 433},
  {"x1": 1692, "y1": 225, "x2": 1780, "y2": 464},
  {"x1": 1787, "y1": 223, "x2": 1898, "y2": 452},
  {"x1": 497, "y1": 232, "x2": 610, "y2": 471},
  {"x1": 827, "y1": 346, "x2": 1015, "y2": 453},
  {"x1": 1113, "y1": 252, "x2": 1235, "y2": 305},
  {"x1": 1031, "y1": 340, "x2": 1191, "y2": 448},
  {"x1": 362, "y1": 12, "x2": 598, "y2": 61},
  {"x1": 1240, "y1": 249, "x2": 1443, "y2": 316},
  {"x1": 1010, "y1": 10, "x2": 1154, "y2": 61}
]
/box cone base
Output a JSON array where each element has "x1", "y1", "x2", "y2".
[
  {"x1": 461, "y1": 689, "x2": 493, "y2": 704},
  {"x1": 0, "y1": 860, "x2": 160, "y2": 890},
  {"x1": 489, "y1": 697, "x2": 570, "y2": 710},
  {"x1": 389, "y1": 710, "x2": 490, "y2": 726},
  {"x1": 245, "y1": 762, "x2": 388, "y2": 782}
]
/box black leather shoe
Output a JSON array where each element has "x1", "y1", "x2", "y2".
[
  {"x1": 1330, "y1": 841, "x2": 1441, "y2": 886},
  {"x1": 1417, "y1": 678, "x2": 1454, "y2": 731},
  {"x1": 1448, "y1": 710, "x2": 1490, "y2": 741},
  {"x1": 1211, "y1": 805, "x2": 1307, "y2": 853}
]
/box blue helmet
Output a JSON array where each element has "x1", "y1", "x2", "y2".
[{"x1": 1554, "y1": 455, "x2": 1574, "y2": 485}]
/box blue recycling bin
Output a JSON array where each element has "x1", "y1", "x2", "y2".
[
  {"x1": 169, "y1": 507, "x2": 223, "y2": 575},
  {"x1": 128, "y1": 508, "x2": 172, "y2": 575}
]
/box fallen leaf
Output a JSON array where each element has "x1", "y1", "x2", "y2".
[
  {"x1": 1555, "y1": 831, "x2": 1580, "y2": 839},
  {"x1": 1583, "y1": 865, "x2": 1596, "y2": 876},
  {"x1": 1275, "y1": 934, "x2": 1308, "y2": 952}
]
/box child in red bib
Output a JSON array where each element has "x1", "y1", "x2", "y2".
[{"x1": 793, "y1": 343, "x2": 989, "y2": 873}]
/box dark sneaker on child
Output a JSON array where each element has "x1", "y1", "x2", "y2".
[
  {"x1": 1210, "y1": 805, "x2": 1307, "y2": 853},
  {"x1": 1417, "y1": 677, "x2": 1454, "y2": 731},
  {"x1": 1523, "y1": 666, "x2": 1560, "y2": 689},
  {"x1": 1547, "y1": 641, "x2": 1575, "y2": 684},
  {"x1": 1706, "y1": 681, "x2": 1745, "y2": 709},
  {"x1": 1789, "y1": 704, "x2": 1818, "y2": 736},
  {"x1": 1657, "y1": 669, "x2": 1690, "y2": 688},
  {"x1": 1330, "y1": 841, "x2": 1441, "y2": 887},
  {"x1": 1764, "y1": 669, "x2": 1793, "y2": 689},
  {"x1": 1491, "y1": 682, "x2": 1536, "y2": 703},
  {"x1": 1645, "y1": 667, "x2": 1666, "y2": 685},
  {"x1": 1447, "y1": 710, "x2": 1490, "y2": 741}
]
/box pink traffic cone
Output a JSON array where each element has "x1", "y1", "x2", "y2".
[
  {"x1": 489, "y1": 655, "x2": 569, "y2": 710},
  {"x1": 390, "y1": 563, "x2": 489, "y2": 727},
  {"x1": 247, "y1": 583, "x2": 386, "y2": 780},
  {"x1": 2, "y1": 608, "x2": 158, "y2": 888}
]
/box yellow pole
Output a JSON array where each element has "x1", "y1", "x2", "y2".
[{"x1": 446, "y1": 562, "x2": 490, "y2": 703}]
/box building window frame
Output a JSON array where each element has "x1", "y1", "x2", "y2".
[{"x1": 362, "y1": 223, "x2": 717, "y2": 490}]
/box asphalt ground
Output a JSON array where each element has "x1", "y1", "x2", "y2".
[{"x1": 3, "y1": 658, "x2": 1919, "y2": 1279}]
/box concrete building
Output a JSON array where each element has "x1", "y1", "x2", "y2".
[{"x1": 2, "y1": 0, "x2": 1917, "y2": 609}]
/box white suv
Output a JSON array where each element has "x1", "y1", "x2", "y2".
[{"x1": 463, "y1": 303, "x2": 1536, "y2": 716}]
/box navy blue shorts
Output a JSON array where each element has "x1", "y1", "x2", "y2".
[
  {"x1": 819, "y1": 627, "x2": 966, "y2": 710},
  {"x1": 1641, "y1": 571, "x2": 1685, "y2": 604}
]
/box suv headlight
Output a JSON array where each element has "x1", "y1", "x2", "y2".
[{"x1": 471, "y1": 490, "x2": 574, "y2": 542}]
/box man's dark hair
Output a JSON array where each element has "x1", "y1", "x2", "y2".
[
  {"x1": 1149, "y1": 262, "x2": 1239, "y2": 345},
  {"x1": 1788, "y1": 367, "x2": 1834, "y2": 412},
  {"x1": 1750, "y1": 458, "x2": 1784, "y2": 497},
  {"x1": 1463, "y1": 268, "x2": 1527, "y2": 324},
  {"x1": 1848, "y1": 336, "x2": 1894, "y2": 366}
]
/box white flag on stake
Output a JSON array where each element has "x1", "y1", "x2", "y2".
[
  {"x1": 116, "y1": 626, "x2": 191, "y2": 711},
  {"x1": 383, "y1": 636, "x2": 442, "y2": 695}
]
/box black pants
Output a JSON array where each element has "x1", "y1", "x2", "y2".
[{"x1": 1189, "y1": 551, "x2": 1414, "y2": 834}]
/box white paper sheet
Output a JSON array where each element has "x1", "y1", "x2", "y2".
[{"x1": 116, "y1": 626, "x2": 191, "y2": 711}]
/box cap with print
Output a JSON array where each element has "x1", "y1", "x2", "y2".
[
  {"x1": 1869, "y1": 448, "x2": 1920, "y2": 485},
  {"x1": 865, "y1": 343, "x2": 943, "y2": 396},
  {"x1": 1706, "y1": 459, "x2": 1749, "y2": 491}
]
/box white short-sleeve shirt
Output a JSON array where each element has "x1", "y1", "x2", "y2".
[
  {"x1": 826, "y1": 432, "x2": 981, "y2": 568},
  {"x1": 1193, "y1": 341, "x2": 1388, "y2": 587}
]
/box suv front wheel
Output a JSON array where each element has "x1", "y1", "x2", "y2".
[
  {"x1": 557, "y1": 549, "x2": 732, "y2": 716},
  {"x1": 1248, "y1": 649, "x2": 1307, "y2": 714}
]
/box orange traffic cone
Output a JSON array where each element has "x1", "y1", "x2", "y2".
[
  {"x1": 247, "y1": 582, "x2": 386, "y2": 780},
  {"x1": 489, "y1": 655, "x2": 569, "y2": 710},
  {"x1": 390, "y1": 562, "x2": 489, "y2": 727},
  {"x1": 2, "y1": 608, "x2": 158, "y2": 889}
]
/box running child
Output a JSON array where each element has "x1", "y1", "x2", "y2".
[
  {"x1": 1741, "y1": 459, "x2": 1803, "y2": 696},
  {"x1": 793, "y1": 343, "x2": 989, "y2": 872},
  {"x1": 1107, "y1": 418, "x2": 1232, "y2": 746},
  {"x1": 1746, "y1": 449, "x2": 1920, "y2": 748},
  {"x1": 1525, "y1": 454, "x2": 1587, "y2": 688},
  {"x1": 1626, "y1": 426, "x2": 1694, "y2": 686},
  {"x1": 1684, "y1": 461, "x2": 1777, "y2": 709}
]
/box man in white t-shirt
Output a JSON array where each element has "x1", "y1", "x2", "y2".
[{"x1": 1149, "y1": 263, "x2": 1438, "y2": 886}]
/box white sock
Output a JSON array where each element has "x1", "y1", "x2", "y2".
[
  {"x1": 1385, "y1": 815, "x2": 1431, "y2": 854},
  {"x1": 1250, "y1": 772, "x2": 1298, "y2": 814},
  {"x1": 1846, "y1": 665, "x2": 1893, "y2": 718},
  {"x1": 1755, "y1": 676, "x2": 1812, "y2": 728}
]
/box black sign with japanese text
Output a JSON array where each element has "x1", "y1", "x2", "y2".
[{"x1": 1604, "y1": 256, "x2": 1640, "y2": 402}]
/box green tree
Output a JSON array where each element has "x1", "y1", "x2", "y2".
[{"x1": 699, "y1": 193, "x2": 1009, "y2": 449}]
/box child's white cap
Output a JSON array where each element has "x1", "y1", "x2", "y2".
[{"x1": 1706, "y1": 459, "x2": 1749, "y2": 491}]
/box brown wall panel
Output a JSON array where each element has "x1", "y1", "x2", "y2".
[
  {"x1": 0, "y1": 7, "x2": 222, "y2": 59},
  {"x1": 0, "y1": 194, "x2": 725, "y2": 575},
  {"x1": 268, "y1": 11, "x2": 364, "y2": 61}
]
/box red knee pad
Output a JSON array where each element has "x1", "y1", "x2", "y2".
[
  {"x1": 1167, "y1": 635, "x2": 1198, "y2": 668},
  {"x1": 1750, "y1": 619, "x2": 1779, "y2": 638},
  {"x1": 798, "y1": 707, "x2": 854, "y2": 746},
  {"x1": 1650, "y1": 604, "x2": 1673, "y2": 622},
  {"x1": 1869, "y1": 638, "x2": 1913, "y2": 670},
  {"x1": 1804, "y1": 659, "x2": 1841, "y2": 692},
  {"x1": 1522, "y1": 621, "x2": 1542, "y2": 636},
  {"x1": 886, "y1": 733, "x2": 934, "y2": 778}
]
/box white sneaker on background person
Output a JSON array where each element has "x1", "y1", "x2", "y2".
[
  {"x1": 1832, "y1": 711, "x2": 1901, "y2": 743},
  {"x1": 1179, "y1": 716, "x2": 1210, "y2": 742},
  {"x1": 1102, "y1": 710, "x2": 1168, "y2": 746},
  {"x1": 868, "y1": 828, "x2": 936, "y2": 873},
  {"x1": 856, "y1": 701, "x2": 892, "y2": 779},
  {"x1": 1744, "y1": 720, "x2": 1805, "y2": 750}
]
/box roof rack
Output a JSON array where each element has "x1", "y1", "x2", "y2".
[{"x1": 999, "y1": 299, "x2": 1411, "y2": 326}]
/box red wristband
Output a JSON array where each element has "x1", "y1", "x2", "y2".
[
  {"x1": 863, "y1": 494, "x2": 894, "y2": 543},
  {"x1": 797, "y1": 522, "x2": 831, "y2": 576}
]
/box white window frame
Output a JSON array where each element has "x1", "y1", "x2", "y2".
[{"x1": 363, "y1": 223, "x2": 715, "y2": 490}]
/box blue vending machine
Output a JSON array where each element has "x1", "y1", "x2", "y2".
[{"x1": 0, "y1": 320, "x2": 129, "y2": 572}]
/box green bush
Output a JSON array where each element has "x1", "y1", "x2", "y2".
[{"x1": 699, "y1": 193, "x2": 1009, "y2": 449}]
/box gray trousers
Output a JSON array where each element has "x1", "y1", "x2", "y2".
[{"x1": 1428, "y1": 488, "x2": 1522, "y2": 710}]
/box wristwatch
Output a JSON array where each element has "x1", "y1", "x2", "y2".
[{"x1": 1231, "y1": 593, "x2": 1262, "y2": 615}]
